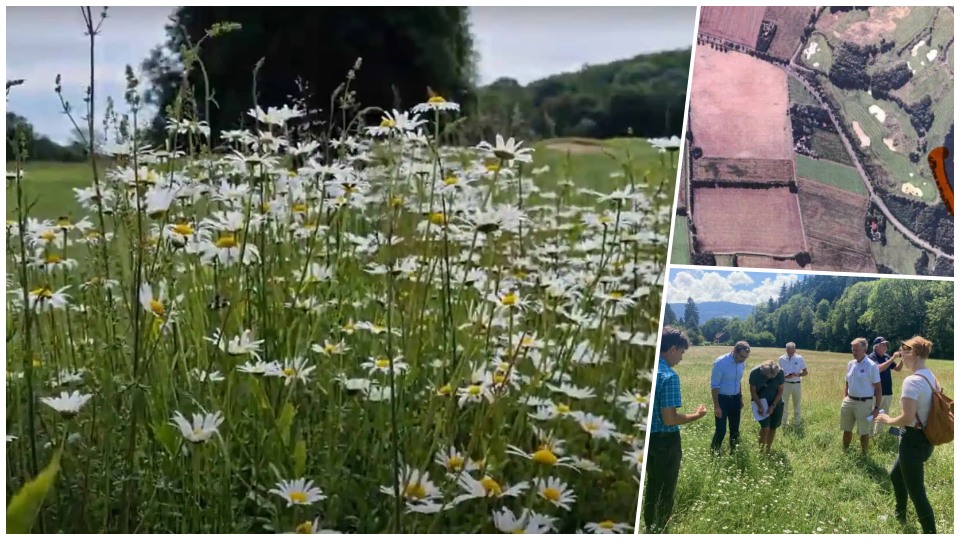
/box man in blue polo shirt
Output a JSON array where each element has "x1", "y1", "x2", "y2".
[
  {"x1": 643, "y1": 326, "x2": 707, "y2": 533},
  {"x1": 710, "y1": 341, "x2": 750, "y2": 453},
  {"x1": 867, "y1": 336, "x2": 902, "y2": 436}
]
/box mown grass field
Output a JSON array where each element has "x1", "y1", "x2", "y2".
[
  {"x1": 643, "y1": 346, "x2": 954, "y2": 534},
  {"x1": 871, "y1": 218, "x2": 932, "y2": 275},
  {"x1": 795, "y1": 154, "x2": 867, "y2": 195},
  {"x1": 5, "y1": 161, "x2": 104, "y2": 219},
  {"x1": 669, "y1": 216, "x2": 690, "y2": 266}
]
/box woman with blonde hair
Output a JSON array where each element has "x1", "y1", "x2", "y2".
[{"x1": 874, "y1": 336, "x2": 940, "y2": 534}]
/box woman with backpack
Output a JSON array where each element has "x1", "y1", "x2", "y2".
[{"x1": 874, "y1": 335, "x2": 950, "y2": 534}]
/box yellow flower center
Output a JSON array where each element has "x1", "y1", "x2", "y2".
[
  {"x1": 556, "y1": 403, "x2": 571, "y2": 414},
  {"x1": 634, "y1": 394, "x2": 646, "y2": 403},
  {"x1": 447, "y1": 456, "x2": 464, "y2": 470},
  {"x1": 44, "y1": 254, "x2": 62, "y2": 264},
  {"x1": 32, "y1": 358, "x2": 42, "y2": 368},
  {"x1": 467, "y1": 384, "x2": 483, "y2": 396},
  {"x1": 428, "y1": 95, "x2": 446, "y2": 104},
  {"x1": 443, "y1": 176, "x2": 459, "y2": 186},
  {"x1": 428, "y1": 212, "x2": 447, "y2": 225},
  {"x1": 324, "y1": 343, "x2": 339, "y2": 354},
  {"x1": 485, "y1": 162, "x2": 501, "y2": 172},
  {"x1": 585, "y1": 422, "x2": 600, "y2": 432},
  {"x1": 437, "y1": 383, "x2": 452, "y2": 396},
  {"x1": 389, "y1": 195, "x2": 404, "y2": 208},
  {"x1": 375, "y1": 358, "x2": 390, "y2": 369},
  {"x1": 261, "y1": 202, "x2": 272, "y2": 212},
  {"x1": 292, "y1": 203, "x2": 307, "y2": 214},
  {"x1": 403, "y1": 482, "x2": 427, "y2": 500},
  {"x1": 295, "y1": 521, "x2": 313, "y2": 534},
  {"x1": 512, "y1": 528, "x2": 526, "y2": 534},
  {"x1": 344, "y1": 184, "x2": 356, "y2": 194},
  {"x1": 542, "y1": 487, "x2": 562, "y2": 501},
  {"x1": 283, "y1": 367, "x2": 296, "y2": 377},
  {"x1": 598, "y1": 520, "x2": 615, "y2": 530},
  {"x1": 172, "y1": 223, "x2": 194, "y2": 236},
  {"x1": 608, "y1": 291, "x2": 624, "y2": 299},
  {"x1": 39, "y1": 230, "x2": 56, "y2": 241},
  {"x1": 380, "y1": 118, "x2": 396, "y2": 128},
  {"x1": 149, "y1": 299, "x2": 165, "y2": 316},
  {"x1": 193, "y1": 426, "x2": 203, "y2": 435},
  {"x1": 216, "y1": 235, "x2": 238, "y2": 249},
  {"x1": 531, "y1": 448, "x2": 558, "y2": 465},
  {"x1": 598, "y1": 215, "x2": 613, "y2": 224},
  {"x1": 371, "y1": 324, "x2": 386, "y2": 333},
  {"x1": 57, "y1": 217, "x2": 72, "y2": 228},
  {"x1": 289, "y1": 491, "x2": 308, "y2": 504},
  {"x1": 520, "y1": 336, "x2": 535, "y2": 347},
  {"x1": 493, "y1": 372, "x2": 506, "y2": 385},
  {"x1": 31, "y1": 287, "x2": 53, "y2": 299},
  {"x1": 480, "y1": 476, "x2": 502, "y2": 496},
  {"x1": 342, "y1": 322, "x2": 355, "y2": 332},
  {"x1": 501, "y1": 293, "x2": 518, "y2": 306}
]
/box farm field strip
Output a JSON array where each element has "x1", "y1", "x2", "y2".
[
  {"x1": 795, "y1": 155, "x2": 867, "y2": 195},
  {"x1": 690, "y1": 186, "x2": 806, "y2": 256},
  {"x1": 698, "y1": 6, "x2": 766, "y2": 48}
]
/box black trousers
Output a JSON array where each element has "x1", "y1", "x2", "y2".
[
  {"x1": 711, "y1": 393, "x2": 742, "y2": 452},
  {"x1": 890, "y1": 428, "x2": 936, "y2": 534},
  {"x1": 643, "y1": 431, "x2": 682, "y2": 533}
]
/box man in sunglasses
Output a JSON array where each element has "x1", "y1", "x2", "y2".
[
  {"x1": 710, "y1": 341, "x2": 750, "y2": 454},
  {"x1": 840, "y1": 337, "x2": 882, "y2": 454}
]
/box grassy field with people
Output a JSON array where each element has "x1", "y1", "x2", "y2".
[{"x1": 643, "y1": 345, "x2": 954, "y2": 534}]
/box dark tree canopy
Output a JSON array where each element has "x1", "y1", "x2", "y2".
[
  {"x1": 6, "y1": 112, "x2": 86, "y2": 162},
  {"x1": 141, "y1": 7, "x2": 477, "y2": 139}
]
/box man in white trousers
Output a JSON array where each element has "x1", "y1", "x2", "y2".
[{"x1": 778, "y1": 342, "x2": 808, "y2": 425}]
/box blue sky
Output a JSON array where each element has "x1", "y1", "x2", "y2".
[
  {"x1": 666, "y1": 268, "x2": 802, "y2": 306},
  {"x1": 6, "y1": 6, "x2": 696, "y2": 144}
]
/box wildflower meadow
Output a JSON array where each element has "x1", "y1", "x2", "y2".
[{"x1": 5, "y1": 31, "x2": 681, "y2": 531}]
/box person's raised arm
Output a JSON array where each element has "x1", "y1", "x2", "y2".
[{"x1": 661, "y1": 405, "x2": 708, "y2": 426}]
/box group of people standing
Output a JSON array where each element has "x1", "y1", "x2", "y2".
[{"x1": 643, "y1": 327, "x2": 944, "y2": 534}]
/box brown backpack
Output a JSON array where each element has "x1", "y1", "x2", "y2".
[{"x1": 914, "y1": 373, "x2": 954, "y2": 446}]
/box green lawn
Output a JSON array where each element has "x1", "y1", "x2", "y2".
[
  {"x1": 795, "y1": 154, "x2": 867, "y2": 195},
  {"x1": 871, "y1": 218, "x2": 931, "y2": 275},
  {"x1": 829, "y1": 88, "x2": 937, "y2": 202},
  {"x1": 6, "y1": 161, "x2": 99, "y2": 220},
  {"x1": 789, "y1": 76, "x2": 820, "y2": 107},
  {"x1": 644, "y1": 345, "x2": 954, "y2": 534},
  {"x1": 670, "y1": 216, "x2": 691, "y2": 265}
]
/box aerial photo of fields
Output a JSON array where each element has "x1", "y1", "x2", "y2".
[{"x1": 676, "y1": 6, "x2": 954, "y2": 276}]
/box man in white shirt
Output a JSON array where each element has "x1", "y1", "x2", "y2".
[
  {"x1": 839, "y1": 337, "x2": 882, "y2": 455},
  {"x1": 778, "y1": 342, "x2": 808, "y2": 426}
]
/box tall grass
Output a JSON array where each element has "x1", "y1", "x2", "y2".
[
  {"x1": 644, "y1": 345, "x2": 954, "y2": 534},
  {"x1": 5, "y1": 16, "x2": 679, "y2": 533}
]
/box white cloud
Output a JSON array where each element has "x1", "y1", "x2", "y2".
[
  {"x1": 666, "y1": 270, "x2": 799, "y2": 306},
  {"x1": 727, "y1": 271, "x2": 753, "y2": 286}
]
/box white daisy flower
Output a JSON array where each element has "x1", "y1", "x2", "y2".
[
  {"x1": 269, "y1": 478, "x2": 326, "y2": 507},
  {"x1": 41, "y1": 390, "x2": 93, "y2": 417},
  {"x1": 584, "y1": 520, "x2": 633, "y2": 534},
  {"x1": 170, "y1": 410, "x2": 224, "y2": 443},
  {"x1": 491, "y1": 507, "x2": 556, "y2": 534},
  {"x1": 535, "y1": 476, "x2": 577, "y2": 510}
]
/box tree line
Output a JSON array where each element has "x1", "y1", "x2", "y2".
[
  {"x1": 6, "y1": 112, "x2": 87, "y2": 162},
  {"x1": 664, "y1": 275, "x2": 954, "y2": 359}
]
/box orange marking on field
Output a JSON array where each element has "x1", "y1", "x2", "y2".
[{"x1": 928, "y1": 147, "x2": 953, "y2": 216}]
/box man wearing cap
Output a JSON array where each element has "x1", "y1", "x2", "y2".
[
  {"x1": 778, "y1": 342, "x2": 808, "y2": 426},
  {"x1": 840, "y1": 337, "x2": 882, "y2": 454},
  {"x1": 749, "y1": 360, "x2": 785, "y2": 454},
  {"x1": 710, "y1": 341, "x2": 750, "y2": 454},
  {"x1": 867, "y1": 336, "x2": 903, "y2": 436}
]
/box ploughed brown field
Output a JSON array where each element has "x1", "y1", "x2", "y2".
[
  {"x1": 690, "y1": 186, "x2": 807, "y2": 256},
  {"x1": 693, "y1": 157, "x2": 795, "y2": 183},
  {"x1": 762, "y1": 6, "x2": 818, "y2": 60},
  {"x1": 796, "y1": 178, "x2": 877, "y2": 272},
  {"x1": 698, "y1": 6, "x2": 766, "y2": 48},
  {"x1": 689, "y1": 47, "x2": 793, "y2": 160}
]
